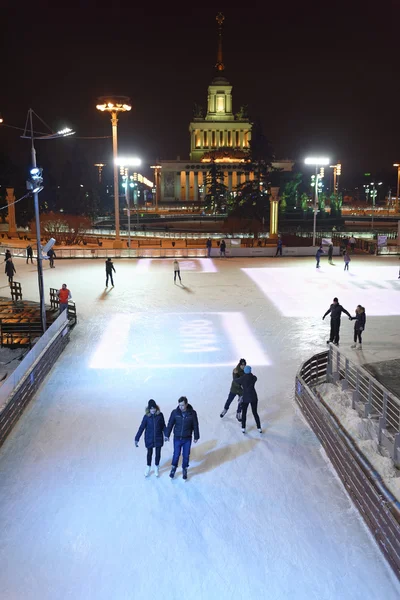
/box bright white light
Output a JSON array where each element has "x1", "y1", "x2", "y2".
[
  {"x1": 115, "y1": 157, "x2": 142, "y2": 167},
  {"x1": 89, "y1": 312, "x2": 270, "y2": 369},
  {"x1": 304, "y1": 157, "x2": 330, "y2": 165},
  {"x1": 57, "y1": 127, "x2": 74, "y2": 137}
]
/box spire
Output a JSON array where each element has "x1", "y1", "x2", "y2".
[{"x1": 215, "y1": 13, "x2": 225, "y2": 71}]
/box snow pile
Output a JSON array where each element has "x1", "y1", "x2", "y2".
[{"x1": 315, "y1": 382, "x2": 400, "y2": 502}]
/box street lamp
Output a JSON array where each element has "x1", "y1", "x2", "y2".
[
  {"x1": 370, "y1": 181, "x2": 382, "y2": 230},
  {"x1": 115, "y1": 157, "x2": 141, "y2": 248},
  {"x1": 94, "y1": 163, "x2": 106, "y2": 183},
  {"x1": 96, "y1": 96, "x2": 131, "y2": 246},
  {"x1": 304, "y1": 157, "x2": 330, "y2": 246},
  {"x1": 393, "y1": 164, "x2": 400, "y2": 214}
]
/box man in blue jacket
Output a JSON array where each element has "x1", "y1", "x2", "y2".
[{"x1": 165, "y1": 396, "x2": 200, "y2": 480}]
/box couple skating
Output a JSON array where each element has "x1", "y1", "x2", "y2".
[{"x1": 220, "y1": 358, "x2": 262, "y2": 434}]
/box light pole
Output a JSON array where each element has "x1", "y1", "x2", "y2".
[
  {"x1": 304, "y1": 157, "x2": 330, "y2": 246},
  {"x1": 96, "y1": 97, "x2": 131, "y2": 247},
  {"x1": 94, "y1": 163, "x2": 106, "y2": 183},
  {"x1": 370, "y1": 181, "x2": 382, "y2": 230},
  {"x1": 393, "y1": 163, "x2": 400, "y2": 214},
  {"x1": 115, "y1": 157, "x2": 141, "y2": 248}
]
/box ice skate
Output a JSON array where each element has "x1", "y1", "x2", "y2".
[
  {"x1": 258, "y1": 428, "x2": 263, "y2": 434},
  {"x1": 242, "y1": 428, "x2": 246, "y2": 434},
  {"x1": 182, "y1": 468, "x2": 188, "y2": 480},
  {"x1": 155, "y1": 466, "x2": 159, "y2": 477},
  {"x1": 144, "y1": 466, "x2": 151, "y2": 477},
  {"x1": 351, "y1": 343, "x2": 357, "y2": 349},
  {"x1": 220, "y1": 409, "x2": 227, "y2": 418},
  {"x1": 356, "y1": 344, "x2": 362, "y2": 350},
  {"x1": 169, "y1": 466, "x2": 176, "y2": 479}
]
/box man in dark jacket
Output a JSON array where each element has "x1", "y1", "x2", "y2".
[
  {"x1": 165, "y1": 396, "x2": 200, "y2": 480},
  {"x1": 315, "y1": 246, "x2": 324, "y2": 268},
  {"x1": 206, "y1": 238, "x2": 212, "y2": 257},
  {"x1": 47, "y1": 248, "x2": 56, "y2": 268},
  {"x1": 26, "y1": 245, "x2": 34, "y2": 264},
  {"x1": 5, "y1": 258, "x2": 16, "y2": 284},
  {"x1": 323, "y1": 297, "x2": 352, "y2": 345},
  {"x1": 235, "y1": 366, "x2": 262, "y2": 434},
  {"x1": 220, "y1": 358, "x2": 246, "y2": 418},
  {"x1": 105, "y1": 258, "x2": 116, "y2": 287}
]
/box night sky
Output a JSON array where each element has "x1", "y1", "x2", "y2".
[{"x1": 2, "y1": 1, "x2": 399, "y2": 190}]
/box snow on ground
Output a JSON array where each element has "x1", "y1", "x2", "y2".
[
  {"x1": 0, "y1": 255, "x2": 400, "y2": 600},
  {"x1": 315, "y1": 381, "x2": 400, "y2": 501}
]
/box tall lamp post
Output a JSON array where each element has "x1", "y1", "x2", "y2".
[
  {"x1": 96, "y1": 97, "x2": 131, "y2": 247},
  {"x1": 304, "y1": 157, "x2": 330, "y2": 246},
  {"x1": 115, "y1": 157, "x2": 141, "y2": 248},
  {"x1": 393, "y1": 163, "x2": 400, "y2": 214},
  {"x1": 370, "y1": 181, "x2": 382, "y2": 230}
]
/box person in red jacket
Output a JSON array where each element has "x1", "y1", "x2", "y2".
[{"x1": 58, "y1": 283, "x2": 71, "y2": 313}]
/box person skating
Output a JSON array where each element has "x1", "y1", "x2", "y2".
[
  {"x1": 315, "y1": 246, "x2": 324, "y2": 268},
  {"x1": 349, "y1": 235, "x2": 356, "y2": 253},
  {"x1": 26, "y1": 245, "x2": 34, "y2": 264},
  {"x1": 220, "y1": 239, "x2": 226, "y2": 257},
  {"x1": 206, "y1": 238, "x2": 212, "y2": 257},
  {"x1": 235, "y1": 365, "x2": 262, "y2": 434},
  {"x1": 220, "y1": 358, "x2": 246, "y2": 418},
  {"x1": 165, "y1": 396, "x2": 199, "y2": 480},
  {"x1": 275, "y1": 237, "x2": 283, "y2": 257},
  {"x1": 5, "y1": 257, "x2": 16, "y2": 284},
  {"x1": 173, "y1": 259, "x2": 182, "y2": 283},
  {"x1": 47, "y1": 247, "x2": 56, "y2": 268},
  {"x1": 350, "y1": 305, "x2": 366, "y2": 350},
  {"x1": 322, "y1": 297, "x2": 352, "y2": 346},
  {"x1": 343, "y1": 250, "x2": 351, "y2": 271},
  {"x1": 58, "y1": 283, "x2": 71, "y2": 314},
  {"x1": 328, "y1": 243, "x2": 333, "y2": 265},
  {"x1": 135, "y1": 399, "x2": 167, "y2": 477},
  {"x1": 105, "y1": 258, "x2": 116, "y2": 287}
]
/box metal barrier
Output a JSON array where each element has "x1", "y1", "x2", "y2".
[
  {"x1": 295, "y1": 349, "x2": 400, "y2": 579},
  {"x1": 328, "y1": 344, "x2": 400, "y2": 466}
]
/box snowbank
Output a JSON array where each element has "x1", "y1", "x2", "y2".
[{"x1": 315, "y1": 382, "x2": 400, "y2": 502}]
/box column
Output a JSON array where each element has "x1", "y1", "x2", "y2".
[
  {"x1": 6, "y1": 188, "x2": 17, "y2": 236},
  {"x1": 239, "y1": 130, "x2": 244, "y2": 148},
  {"x1": 175, "y1": 172, "x2": 181, "y2": 202},
  {"x1": 194, "y1": 172, "x2": 199, "y2": 202},
  {"x1": 228, "y1": 171, "x2": 233, "y2": 192},
  {"x1": 269, "y1": 186, "x2": 280, "y2": 241},
  {"x1": 185, "y1": 172, "x2": 190, "y2": 202}
]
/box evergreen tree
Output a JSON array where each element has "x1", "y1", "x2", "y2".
[{"x1": 203, "y1": 158, "x2": 228, "y2": 213}]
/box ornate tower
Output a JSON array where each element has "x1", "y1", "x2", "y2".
[{"x1": 189, "y1": 14, "x2": 252, "y2": 161}]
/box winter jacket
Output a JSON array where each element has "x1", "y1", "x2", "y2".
[
  {"x1": 206, "y1": 239, "x2": 212, "y2": 249},
  {"x1": 47, "y1": 249, "x2": 56, "y2": 258},
  {"x1": 343, "y1": 253, "x2": 351, "y2": 263},
  {"x1": 166, "y1": 404, "x2": 200, "y2": 440},
  {"x1": 105, "y1": 260, "x2": 116, "y2": 274},
  {"x1": 220, "y1": 241, "x2": 226, "y2": 252},
  {"x1": 352, "y1": 310, "x2": 366, "y2": 331},
  {"x1": 26, "y1": 246, "x2": 33, "y2": 257},
  {"x1": 315, "y1": 248, "x2": 323, "y2": 259},
  {"x1": 323, "y1": 303, "x2": 351, "y2": 321},
  {"x1": 230, "y1": 363, "x2": 245, "y2": 395},
  {"x1": 135, "y1": 410, "x2": 166, "y2": 449},
  {"x1": 235, "y1": 373, "x2": 258, "y2": 404},
  {"x1": 5, "y1": 261, "x2": 16, "y2": 277},
  {"x1": 4, "y1": 251, "x2": 11, "y2": 261}
]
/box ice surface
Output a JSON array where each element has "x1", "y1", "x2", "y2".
[{"x1": 0, "y1": 255, "x2": 400, "y2": 600}]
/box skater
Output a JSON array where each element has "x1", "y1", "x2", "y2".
[
  {"x1": 328, "y1": 243, "x2": 333, "y2": 265},
  {"x1": 4, "y1": 249, "x2": 11, "y2": 262},
  {"x1": 26, "y1": 245, "x2": 33, "y2": 264},
  {"x1": 220, "y1": 239, "x2": 226, "y2": 257},
  {"x1": 235, "y1": 366, "x2": 262, "y2": 434},
  {"x1": 165, "y1": 396, "x2": 200, "y2": 480},
  {"x1": 5, "y1": 257, "x2": 16, "y2": 284},
  {"x1": 315, "y1": 245, "x2": 324, "y2": 268},
  {"x1": 349, "y1": 235, "x2": 356, "y2": 253},
  {"x1": 351, "y1": 305, "x2": 366, "y2": 350},
  {"x1": 206, "y1": 237, "x2": 212, "y2": 257},
  {"x1": 173, "y1": 259, "x2": 182, "y2": 283},
  {"x1": 47, "y1": 247, "x2": 56, "y2": 268},
  {"x1": 57, "y1": 283, "x2": 71, "y2": 314},
  {"x1": 220, "y1": 358, "x2": 246, "y2": 418},
  {"x1": 105, "y1": 258, "x2": 116, "y2": 287},
  {"x1": 135, "y1": 399, "x2": 167, "y2": 477},
  {"x1": 275, "y1": 237, "x2": 283, "y2": 257},
  {"x1": 343, "y1": 250, "x2": 351, "y2": 271},
  {"x1": 322, "y1": 297, "x2": 352, "y2": 346}
]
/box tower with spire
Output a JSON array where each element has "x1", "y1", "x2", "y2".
[{"x1": 188, "y1": 13, "x2": 252, "y2": 161}]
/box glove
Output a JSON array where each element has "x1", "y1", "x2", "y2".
[
  {"x1": 194, "y1": 439, "x2": 199, "y2": 444},
  {"x1": 359, "y1": 327, "x2": 363, "y2": 331},
  {"x1": 349, "y1": 317, "x2": 352, "y2": 320},
  {"x1": 135, "y1": 441, "x2": 138, "y2": 447},
  {"x1": 322, "y1": 316, "x2": 325, "y2": 320}
]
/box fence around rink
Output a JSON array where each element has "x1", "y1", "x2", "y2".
[{"x1": 295, "y1": 347, "x2": 400, "y2": 580}]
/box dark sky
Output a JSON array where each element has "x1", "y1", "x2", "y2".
[{"x1": 1, "y1": 1, "x2": 399, "y2": 189}]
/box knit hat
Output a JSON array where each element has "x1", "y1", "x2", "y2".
[
  {"x1": 244, "y1": 365, "x2": 251, "y2": 374},
  {"x1": 148, "y1": 399, "x2": 157, "y2": 410}
]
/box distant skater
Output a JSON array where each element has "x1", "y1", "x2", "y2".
[
  {"x1": 351, "y1": 305, "x2": 366, "y2": 350},
  {"x1": 47, "y1": 248, "x2": 56, "y2": 268},
  {"x1": 323, "y1": 297, "x2": 352, "y2": 346},
  {"x1": 328, "y1": 243, "x2": 333, "y2": 265},
  {"x1": 220, "y1": 358, "x2": 246, "y2": 418},
  {"x1": 105, "y1": 258, "x2": 116, "y2": 287},
  {"x1": 26, "y1": 245, "x2": 34, "y2": 264},
  {"x1": 275, "y1": 237, "x2": 283, "y2": 257},
  {"x1": 343, "y1": 250, "x2": 351, "y2": 271},
  {"x1": 173, "y1": 259, "x2": 182, "y2": 283},
  {"x1": 206, "y1": 238, "x2": 212, "y2": 258},
  {"x1": 5, "y1": 258, "x2": 16, "y2": 284},
  {"x1": 220, "y1": 239, "x2": 226, "y2": 257},
  {"x1": 315, "y1": 246, "x2": 324, "y2": 269},
  {"x1": 235, "y1": 366, "x2": 262, "y2": 434},
  {"x1": 135, "y1": 399, "x2": 167, "y2": 477}
]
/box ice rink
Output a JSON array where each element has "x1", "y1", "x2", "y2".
[{"x1": 1, "y1": 254, "x2": 400, "y2": 600}]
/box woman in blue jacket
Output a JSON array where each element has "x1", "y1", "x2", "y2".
[{"x1": 135, "y1": 399, "x2": 166, "y2": 477}]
